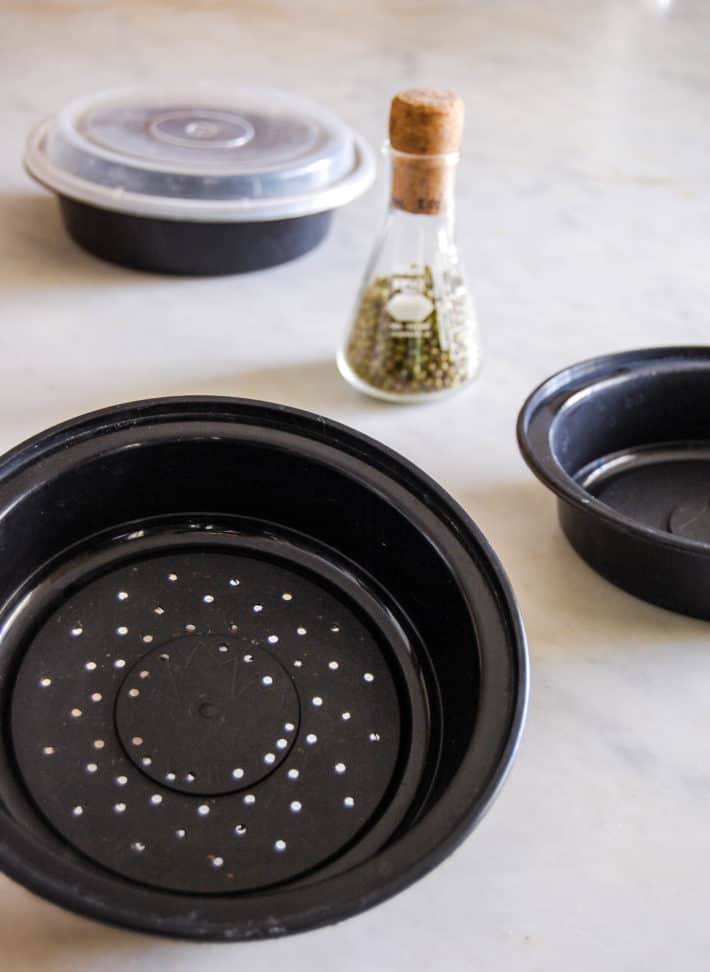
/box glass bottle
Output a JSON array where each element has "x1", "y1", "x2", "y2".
[{"x1": 338, "y1": 89, "x2": 481, "y2": 403}]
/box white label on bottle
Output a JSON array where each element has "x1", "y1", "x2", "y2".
[{"x1": 385, "y1": 292, "x2": 434, "y2": 324}]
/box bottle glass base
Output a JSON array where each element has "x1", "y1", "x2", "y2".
[{"x1": 337, "y1": 350, "x2": 481, "y2": 404}]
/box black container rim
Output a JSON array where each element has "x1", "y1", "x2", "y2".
[
  {"x1": 0, "y1": 396, "x2": 528, "y2": 940},
  {"x1": 517, "y1": 345, "x2": 710, "y2": 556}
]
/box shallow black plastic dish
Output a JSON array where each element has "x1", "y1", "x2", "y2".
[
  {"x1": 518, "y1": 346, "x2": 710, "y2": 620},
  {"x1": 0, "y1": 397, "x2": 527, "y2": 940},
  {"x1": 57, "y1": 197, "x2": 332, "y2": 275}
]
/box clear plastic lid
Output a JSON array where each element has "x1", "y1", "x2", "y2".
[{"x1": 24, "y1": 85, "x2": 375, "y2": 222}]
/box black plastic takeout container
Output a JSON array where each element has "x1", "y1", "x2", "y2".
[
  {"x1": 56, "y1": 198, "x2": 333, "y2": 276},
  {"x1": 518, "y1": 347, "x2": 710, "y2": 620},
  {"x1": 24, "y1": 87, "x2": 375, "y2": 275},
  {"x1": 0, "y1": 397, "x2": 527, "y2": 939}
]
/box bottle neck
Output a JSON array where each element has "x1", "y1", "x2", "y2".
[{"x1": 388, "y1": 145, "x2": 458, "y2": 221}]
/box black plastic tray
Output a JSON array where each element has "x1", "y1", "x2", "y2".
[
  {"x1": 518, "y1": 347, "x2": 710, "y2": 619},
  {"x1": 0, "y1": 397, "x2": 527, "y2": 939}
]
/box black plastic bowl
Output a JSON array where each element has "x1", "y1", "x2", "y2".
[
  {"x1": 0, "y1": 397, "x2": 527, "y2": 940},
  {"x1": 518, "y1": 347, "x2": 710, "y2": 620},
  {"x1": 57, "y1": 197, "x2": 332, "y2": 275}
]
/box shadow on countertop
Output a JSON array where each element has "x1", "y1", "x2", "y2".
[
  {"x1": 0, "y1": 880, "x2": 158, "y2": 971},
  {"x1": 176, "y1": 358, "x2": 390, "y2": 419},
  {"x1": 0, "y1": 191, "x2": 140, "y2": 290},
  {"x1": 459, "y1": 478, "x2": 710, "y2": 659},
  {"x1": 0, "y1": 357, "x2": 390, "y2": 463}
]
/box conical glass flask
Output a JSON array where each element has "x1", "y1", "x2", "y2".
[{"x1": 338, "y1": 89, "x2": 481, "y2": 403}]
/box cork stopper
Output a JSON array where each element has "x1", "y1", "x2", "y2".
[
  {"x1": 388, "y1": 89, "x2": 464, "y2": 215},
  {"x1": 389, "y1": 89, "x2": 464, "y2": 156}
]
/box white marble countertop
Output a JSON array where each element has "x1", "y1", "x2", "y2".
[{"x1": 2, "y1": 0, "x2": 710, "y2": 968}]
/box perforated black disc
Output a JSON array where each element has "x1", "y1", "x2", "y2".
[{"x1": 11, "y1": 537, "x2": 424, "y2": 894}]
